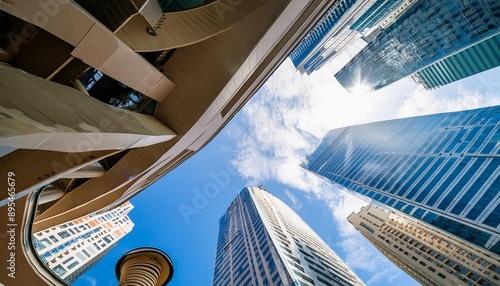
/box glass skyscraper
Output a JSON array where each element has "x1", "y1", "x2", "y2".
[
  {"x1": 412, "y1": 34, "x2": 500, "y2": 90},
  {"x1": 289, "y1": 0, "x2": 359, "y2": 75},
  {"x1": 289, "y1": 0, "x2": 405, "y2": 75},
  {"x1": 350, "y1": 0, "x2": 405, "y2": 33},
  {"x1": 335, "y1": 0, "x2": 500, "y2": 92},
  {"x1": 303, "y1": 106, "x2": 500, "y2": 255},
  {"x1": 212, "y1": 187, "x2": 365, "y2": 286}
]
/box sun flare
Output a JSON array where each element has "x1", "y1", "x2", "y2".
[{"x1": 350, "y1": 84, "x2": 372, "y2": 95}]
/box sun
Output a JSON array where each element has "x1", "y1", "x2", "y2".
[{"x1": 350, "y1": 84, "x2": 371, "y2": 95}]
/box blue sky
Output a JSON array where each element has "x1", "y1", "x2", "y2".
[{"x1": 73, "y1": 59, "x2": 500, "y2": 286}]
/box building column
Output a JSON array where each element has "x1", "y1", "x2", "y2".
[{"x1": 115, "y1": 248, "x2": 174, "y2": 286}]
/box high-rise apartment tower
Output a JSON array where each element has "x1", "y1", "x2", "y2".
[
  {"x1": 348, "y1": 205, "x2": 499, "y2": 286},
  {"x1": 304, "y1": 106, "x2": 500, "y2": 255},
  {"x1": 33, "y1": 202, "x2": 134, "y2": 284},
  {"x1": 213, "y1": 187, "x2": 364, "y2": 286}
]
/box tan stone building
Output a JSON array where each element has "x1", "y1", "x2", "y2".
[
  {"x1": 347, "y1": 205, "x2": 500, "y2": 286},
  {"x1": 0, "y1": 0, "x2": 335, "y2": 284}
]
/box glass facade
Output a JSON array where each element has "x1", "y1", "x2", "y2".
[
  {"x1": 213, "y1": 187, "x2": 364, "y2": 286},
  {"x1": 335, "y1": 0, "x2": 500, "y2": 91},
  {"x1": 289, "y1": 0, "x2": 405, "y2": 75},
  {"x1": 289, "y1": 0, "x2": 358, "y2": 74},
  {"x1": 304, "y1": 106, "x2": 500, "y2": 255},
  {"x1": 413, "y1": 34, "x2": 500, "y2": 90},
  {"x1": 350, "y1": 0, "x2": 404, "y2": 33}
]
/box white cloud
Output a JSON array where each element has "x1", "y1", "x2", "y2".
[
  {"x1": 284, "y1": 189, "x2": 303, "y2": 210},
  {"x1": 227, "y1": 58, "x2": 500, "y2": 284},
  {"x1": 397, "y1": 81, "x2": 500, "y2": 118}
]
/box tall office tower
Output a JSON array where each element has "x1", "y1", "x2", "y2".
[
  {"x1": 33, "y1": 202, "x2": 134, "y2": 284},
  {"x1": 349, "y1": 0, "x2": 407, "y2": 34},
  {"x1": 0, "y1": 0, "x2": 339, "y2": 282},
  {"x1": 303, "y1": 105, "x2": 500, "y2": 255},
  {"x1": 289, "y1": 0, "x2": 406, "y2": 75},
  {"x1": 348, "y1": 205, "x2": 499, "y2": 286},
  {"x1": 213, "y1": 187, "x2": 364, "y2": 286},
  {"x1": 335, "y1": 0, "x2": 500, "y2": 92},
  {"x1": 411, "y1": 34, "x2": 500, "y2": 90}
]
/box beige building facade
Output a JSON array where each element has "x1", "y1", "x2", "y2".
[
  {"x1": 347, "y1": 205, "x2": 500, "y2": 286},
  {"x1": 0, "y1": 0, "x2": 338, "y2": 284},
  {"x1": 115, "y1": 247, "x2": 174, "y2": 286}
]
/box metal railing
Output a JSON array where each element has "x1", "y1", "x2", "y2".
[{"x1": 138, "y1": 0, "x2": 165, "y2": 29}]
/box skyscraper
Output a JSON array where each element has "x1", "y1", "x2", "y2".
[
  {"x1": 289, "y1": 0, "x2": 407, "y2": 75},
  {"x1": 303, "y1": 105, "x2": 500, "y2": 255},
  {"x1": 335, "y1": 0, "x2": 500, "y2": 91},
  {"x1": 213, "y1": 187, "x2": 364, "y2": 286},
  {"x1": 33, "y1": 202, "x2": 134, "y2": 284},
  {"x1": 412, "y1": 34, "x2": 500, "y2": 90},
  {"x1": 348, "y1": 205, "x2": 499, "y2": 286},
  {"x1": 349, "y1": 0, "x2": 407, "y2": 34}
]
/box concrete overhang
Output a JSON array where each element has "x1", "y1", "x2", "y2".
[
  {"x1": 116, "y1": 0, "x2": 271, "y2": 52},
  {"x1": 0, "y1": 0, "x2": 176, "y2": 102}
]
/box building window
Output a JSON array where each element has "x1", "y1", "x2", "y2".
[
  {"x1": 82, "y1": 250, "x2": 91, "y2": 257},
  {"x1": 76, "y1": 252, "x2": 86, "y2": 261},
  {"x1": 67, "y1": 261, "x2": 79, "y2": 270},
  {"x1": 62, "y1": 257, "x2": 74, "y2": 264},
  {"x1": 58, "y1": 230, "x2": 70, "y2": 239},
  {"x1": 52, "y1": 265, "x2": 67, "y2": 276},
  {"x1": 103, "y1": 236, "x2": 113, "y2": 244},
  {"x1": 86, "y1": 247, "x2": 96, "y2": 255},
  {"x1": 359, "y1": 222, "x2": 375, "y2": 233}
]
